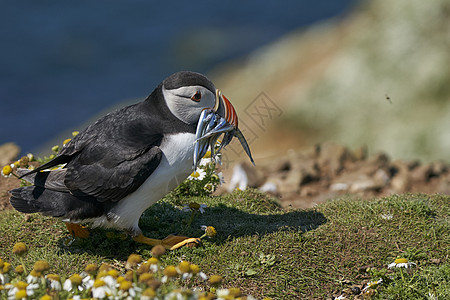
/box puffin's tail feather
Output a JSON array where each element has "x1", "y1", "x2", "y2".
[{"x1": 9, "y1": 186, "x2": 105, "y2": 220}]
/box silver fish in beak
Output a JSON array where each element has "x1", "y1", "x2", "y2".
[{"x1": 193, "y1": 90, "x2": 254, "y2": 170}]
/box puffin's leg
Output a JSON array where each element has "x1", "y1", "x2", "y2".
[
  {"x1": 133, "y1": 234, "x2": 200, "y2": 250},
  {"x1": 65, "y1": 222, "x2": 90, "y2": 238}
]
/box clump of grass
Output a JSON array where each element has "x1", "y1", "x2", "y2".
[{"x1": 1, "y1": 192, "x2": 448, "y2": 298}]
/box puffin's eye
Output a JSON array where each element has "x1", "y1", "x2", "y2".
[{"x1": 191, "y1": 91, "x2": 202, "y2": 102}]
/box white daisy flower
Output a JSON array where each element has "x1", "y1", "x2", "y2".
[
  {"x1": 183, "y1": 203, "x2": 207, "y2": 214},
  {"x1": 362, "y1": 278, "x2": 383, "y2": 292},
  {"x1": 188, "y1": 169, "x2": 206, "y2": 181},
  {"x1": 388, "y1": 258, "x2": 416, "y2": 269},
  {"x1": 204, "y1": 182, "x2": 214, "y2": 193}
]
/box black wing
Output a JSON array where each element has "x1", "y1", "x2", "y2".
[{"x1": 22, "y1": 102, "x2": 164, "y2": 202}]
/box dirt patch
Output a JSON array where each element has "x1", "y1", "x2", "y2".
[{"x1": 0, "y1": 175, "x2": 20, "y2": 210}]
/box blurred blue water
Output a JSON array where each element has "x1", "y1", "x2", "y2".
[{"x1": 0, "y1": 0, "x2": 356, "y2": 154}]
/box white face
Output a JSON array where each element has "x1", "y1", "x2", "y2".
[{"x1": 162, "y1": 85, "x2": 216, "y2": 124}]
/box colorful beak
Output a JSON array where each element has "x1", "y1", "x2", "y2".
[{"x1": 214, "y1": 89, "x2": 238, "y2": 128}]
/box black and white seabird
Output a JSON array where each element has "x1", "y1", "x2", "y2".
[{"x1": 9, "y1": 71, "x2": 250, "y2": 250}]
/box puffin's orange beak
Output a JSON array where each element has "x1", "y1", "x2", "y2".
[{"x1": 214, "y1": 89, "x2": 238, "y2": 128}]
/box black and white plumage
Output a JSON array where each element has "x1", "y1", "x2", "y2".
[{"x1": 9, "y1": 71, "x2": 248, "y2": 248}]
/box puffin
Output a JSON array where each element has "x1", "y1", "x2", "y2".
[{"x1": 9, "y1": 71, "x2": 244, "y2": 250}]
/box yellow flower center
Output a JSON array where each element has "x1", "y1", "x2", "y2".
[
  {"x1": 147, "y1": 257, "x2": 159, "y2": 265},
  {"x1": 93, "y1": 279, "x2": 106, "y2": 288},
  {"x1": 139, "y1": 273, "x2": 153, "y2": 283},
  {"x1": 69, "y1": 274, "x2": 82, "y2": 285},
  {"x1": 107, "y1": 269, "x2": 119, "y2": 278},
  {"x1": 177, "y1": 261, "x2": 191, "y2": 274},
  {"x1": 394, "y1": 258, "x2": 408, "y2": 264},
  {"x1": 189, "y1": 202, "x2": 200, "y2": 210},
  {"x1": 85, "y1": 264, "x2": 98, "y2": 274},
  {"x1": 203, "y1": 150, "x2": 212, "y2": 158},
  {"x1": 2, "y1": 165, "x2": 12, "y2": 176},
  {"x1": 15, "y1": 290, "x2": 27, "y2": 300},
  {"x1": 46, "y1": 274, "x2": 60, "y2": 282},
  {"x1": 205, "y1": 226, "x2": 217, "y2": 238},
  {"x1": 34, "y1": 260, "x2": 49, "y2": 272},
  {"x1": 15, "y1": 281, "x2": 28, "y2": 290},
  {"x1": 190, "y1": 264, "x2": 200, "y2": 275},
  {"x1": 163, "y1": 265, "x2": 178, "y2": 278},
  {"x1": 126, "y1": 254, "x2": 142, "y2": 267},
  {"x1": 208, "y1": 275, "x2": 222, "y2": 285},
  {"x1": 191, "y1": 171, "x2": 200, "y2": 178},
  {"x1": 119, "y1": 280, "x2": 132, "y2": 291}
]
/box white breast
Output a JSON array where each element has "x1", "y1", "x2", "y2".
[{"x1": 91, "y1": 132, "x2": 196, "y2": 233}]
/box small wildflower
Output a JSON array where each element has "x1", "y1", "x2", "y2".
[
  {"x1": 147, "y1": 257, "x2": 159, "y2": 265},
  {"x1": 208, "y1": 274, "x2": 222, "y2": 285},
  {"x1": 12, "y1": 243, "x2": 27, "y2": 256},
  {"x1": 200, "y1": 225, "x2": 217, "y2": 238},
  {"x1": 39, "y1": 295, "x2": 52, "y2": 300},
  {"x1": 2, "y1": 165, "x2": 12, "y2": 177},
  {"x1": 63, "y1": 273, "x2": 83, "y2": 291},
  {"x1": 188, "y1": 169, "x2": 206, "y2": 181},
  {"x1": 72, "y1": 131, "x2": 79, "y2": 137},
  {"x1": 151, "y1": 245, "x2": 166, "y2": 258},
  {"x1": 124, "y1": 271, "x2": 134, "y2": 282},
  {"x1": 388, "y1": 258, "x2": 416, "y2": 269},
  {"x1": 126, "y1": 254, "x2": 142, "y2": 269},
  {"x1": 136, "y1": 262, "x2": 150, "y2": 275},
  {"x1": 229, "y1": 288, "x2": 241, "y2": 297},
  {"x1": 119, "y1": 280, "x2": 132, "y2": 291},
  {"x1": 33, "y1": 260, "x2": 49, "y2": 273},
  {"x1": 63, "y1": 139, "x2": 71, "y2": 145},
  {"x1": 92, "y1": 279, "x2": 111, "y2": 299},
  {"x1": 163, "y1": 266, "x2": 178, "y2": 278},
  {"x1": 362, "y1": 278, "x2": 383, "y2": 292},
  {"x1": 15, "y1": 289, "x2": 27, "y2": 299},
  {"x1": 15, "y1": 281, "x2": 28, "y2": 290},
  {"x1": 98, "y1": 263, "x2": 112, "y2": 273},
  {"x1": 46, "y1": 274, "x2": 61, "y2": 291},
  {"x1": 142, "y1": 287, "x2": 156, "y2": 298},
  {"x1": 18, "y1": 156, "x2": 29, "y2": 168},
  {"x1": 2, "y1": 262, "x2": 11, "y2": 273},
  {"x1": 107, "y1": 269, "x2": 119, "y2": 278},
  {"x1": 177, "y1": 261, "x2": 191, "y2": 274},
  {"x1": 183, "y1": 202, "x2": 207, "y2": 213},
  {"x1": 190, "y1": 264, "x2": 200, "y2": 275},
  {"x1": 204, "y1": 183, "x2": 214, "y2": 193},
  {"x1": 26, "y1": 153, "x2": 34, "y2": 161},
  {"x1": 26, "y1": 269, "x2": 41, "y2": 284},
  {"x1": 139, "y1": 273, "x2": 154, "y2": 284},
  {"x1": 15, "y1": 265, "x2": 24, "y2": 274},
  {"x1": 84, "y1": 263, "x2": 98, "y2": 275}
]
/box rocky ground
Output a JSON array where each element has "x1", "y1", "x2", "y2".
[
  {"x1": 218, "y1": 141, "x2": 450, "y2": 209},
  {"x1": 3, "y1": 141, "x2": 449, "y2": 212}
]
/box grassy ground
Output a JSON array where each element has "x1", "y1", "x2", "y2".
[{"x1": 0, "y1": 190, "x2": 449, "y2": 299}]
